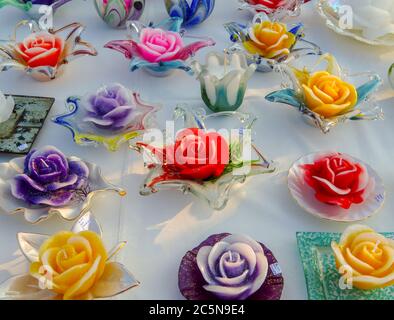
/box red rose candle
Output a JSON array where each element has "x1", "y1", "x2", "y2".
[{"x1": 302, "y1": 153, "x2": 371, "y2": 209}]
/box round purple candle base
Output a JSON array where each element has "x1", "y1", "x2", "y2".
[{"x1": 178, "y1": 233, "x2": 284, "y2": 300}]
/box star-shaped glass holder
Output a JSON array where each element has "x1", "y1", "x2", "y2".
[
  {"x1": 130, "y1": 106, "x2": 277, "y2": 210},
  {"x1": 52, "y1": 85, "x2": 160, "y2": 152},
  {"x1": 224, "y1": 13, "x2": 321, "y2": 73},
  {"x1": 265, "y1": 53, "x2": 383, "y2": 133},
  {"x1": 104, "y1": 17, "x2": 215, "y2": 77}
]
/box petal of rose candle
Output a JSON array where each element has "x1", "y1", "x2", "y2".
[{"x1": 192, "y1": 52, "x2": 256, "y2": 112}]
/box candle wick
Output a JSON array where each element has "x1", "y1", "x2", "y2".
[
  {"x1": 372, "y1": 241, "x2": 380, "y2": 253},
  {"x1": 229, "y1": 250, "x2": 232, "y2": 262}
]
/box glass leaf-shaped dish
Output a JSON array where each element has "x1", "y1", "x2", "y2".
[
  {"x1": 297, "y1": 232, "x2": 394, "y2": 300},
  {"x1": 317, "y1": 0, "x2": 394, "y2": 46}
]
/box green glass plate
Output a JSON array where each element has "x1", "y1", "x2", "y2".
[
  {"x1": 0, "y1": 95, "x2": 55, "y2": 154},
  {"x1": 296, "y1": 231, "x2": 394, "y2": 300}
]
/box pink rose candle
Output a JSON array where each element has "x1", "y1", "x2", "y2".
[{"x1": 104, "y1": 17, "x2": 215, "y2": 77}]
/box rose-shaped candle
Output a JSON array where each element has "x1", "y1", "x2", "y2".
[
  {"x1": 192, "y1": 52, "x2": 256, "y2": 112},
  {"x1": 332, "y1": 225, "x2": 394, "y2": 290},
  {"x1": 0, "y1": 214, "x2": 139, "y2": 300},
  {"x1": 266, "y1": 53, "x2": 383, "y2": 133},
  {"x1": 0, "y1": 91, "x2": 14, "y2": 123},
  {"x1": 179, "y1": 233, "x2": 284, "y2": 300},
  {"x1": 30, "y1": 230, "x2": 108, "y2": 299},
  {"x1": 53, "y1": 83, "x2": 160, "y2": 151},
  {"x1": 164, "y1": 0, "x2": 215, "y2": 27},
  {"x1": 82, "y1": 84, "x2": 137, "y2": 131},
  {"x1": 104, "y1": 17, "x2": 215, "y2": 76},
  {"x1": 0, "y1": 145, "x2": 125, "y2": 223},
  {"x1": 301, "y1": 153, "x2": 372, "y2": 209},
  {"x1": 132, "y1": 107, "x2": 277, "y2": 210},
  {"x1": 288, "y1": 151, "x2": 385, "y2": 222},
  {"x1": 10, "y1": 146, "x2": 89, "y2": 207},
  {"x1": 0, "y1": 21, "x2": 97, "y2": 81},
  {"x1": 138, "y1": 128, "x2": 230, "y2": 183},
  {"x1": 224, "y1": 13, "x2": 320, "y2": 72},
  {"x1": 94, "y1": 0, "x2": 145, "y2": 29},
  {"x1": 318, "y1": 0, "x2": 394, "y2": 45}
]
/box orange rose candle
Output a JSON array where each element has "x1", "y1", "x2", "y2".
[
  {"x1": 224, "y1": 13, "x2": 320, "y2": 72},
  {"x1": 0, "y1": 21, "x2": 97, "y2": 81}
]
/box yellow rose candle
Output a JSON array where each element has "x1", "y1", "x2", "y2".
[
  {"x1": 301, "y1": 71, "x2": 358, "y2": 118},
  {"x1": 332, "y1": 225, "x2": 394, "y2": 290},
  {"x1": 0, "y1": 214, "x2": 139, "y2": 300},
  {"x1": 244, "y1": 20, "x2": 296, "y2": 59},
  {"x1": 30, "y1": 231, "x2": 108, "y2": 300}
]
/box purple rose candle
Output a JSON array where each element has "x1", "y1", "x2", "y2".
[
  {"x1": 10, "y1": 146, "x2": 89, "y2": 207},
  {"x1": 82, "y1": 84, "x2": 136, "y2": 131},
  {"x1": 179, "y1": 233, "x2": 284, "y2": 300}
]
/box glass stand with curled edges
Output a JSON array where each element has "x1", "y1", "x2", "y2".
[
  {"x1": 224, "y1": 13, "x2": 322, "y2": 73},
  {"x1": 52, "y1": 85, "x2": 160, "y2": 152},
  {"x1": 130, "y1": 106, "x2": 277, "y2": 211},
  {"x1": 266, "y1": 54, "x2": 383, "y2": 133},
  {"x1": 0, "y1": 20, "x2": 97, "y2": 81},
  {"x1": 297, "y1": 231, "x2": 394, "y2": 300},
  {"x1": 104, "y1": 17, "x2": 215, "y2": 77}
]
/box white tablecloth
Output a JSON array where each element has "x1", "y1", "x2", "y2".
[{"x1": 0, "y1": 0, "x2": 393, "y2": 300}]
